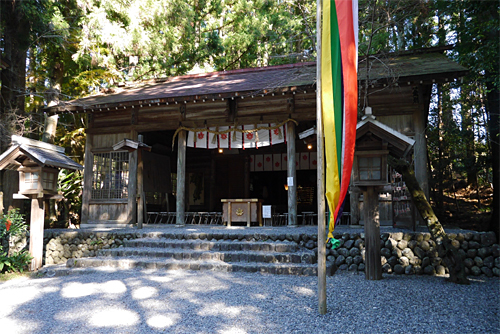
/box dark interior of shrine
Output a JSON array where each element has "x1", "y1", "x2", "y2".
[{"x1": 139, "y1": 128, "x2": 320, "y2": 215}]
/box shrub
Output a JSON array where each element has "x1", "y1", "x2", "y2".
[
  {"x1": 0, "y1": 209, "x2": 31, "y2": 273},
  {"x1": 0, "y1": 251, "x2": 32, "y2": 273}
]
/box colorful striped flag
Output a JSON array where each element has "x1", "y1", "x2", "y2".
[{"x1": 321, "y1": 0, "x2": 358, "y2": 240}]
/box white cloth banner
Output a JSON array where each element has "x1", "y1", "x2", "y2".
[
  {"x1": 254, "y1": 154, "x2": 264, "y2": 172},
  {"x1": 187, "y1": 130, "x2": 208, "y2": 148},
  {"x1": 186, "y1": 123, "x2": 286, "y2": 149},
  {"x1": 271, "y1": 125, "x2": 286, "y2": 145},
  {"x1": 218, "y1": 126, "x2": 230, "y2": 148},
  {"x1": 242, "y1": 124, "x2": 255, "y2": 149}
]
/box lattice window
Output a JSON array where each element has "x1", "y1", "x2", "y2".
[{"x1": 91, "y1": 151, "x2": 129, "y2": 199}]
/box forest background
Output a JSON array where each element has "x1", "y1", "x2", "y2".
[{"x1": 0, "y1": 0, "x2": 498, "y2": 237}]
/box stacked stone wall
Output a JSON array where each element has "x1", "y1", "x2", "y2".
[{"x1": 41, "y1": 230, "x2": 500, "y2": 277}]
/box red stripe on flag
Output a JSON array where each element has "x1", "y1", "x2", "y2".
[{"x1": 334, "y1": 0, "x2": 358, "y2": 223}]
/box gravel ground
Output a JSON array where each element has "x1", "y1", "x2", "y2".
[{"x1": 0, "y1": 268, "x2": 498, "y2": 334}]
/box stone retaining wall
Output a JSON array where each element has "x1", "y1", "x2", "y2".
[{"x1": 42, "y1": 230, "x2": 500, "y2": 277}]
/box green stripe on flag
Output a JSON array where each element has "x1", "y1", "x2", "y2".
[{"x1": 330, "y1": 3, "x2": 343, "y2": 187}]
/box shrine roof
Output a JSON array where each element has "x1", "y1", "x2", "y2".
[{"x1": 46, "y1": 47, "x2": 467, "y2": 113}]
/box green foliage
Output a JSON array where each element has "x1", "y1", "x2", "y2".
[
  {"x1": 0, "y1": 251, "x2": 32, "y2": 274},
  {"x1": 58, "y1": 169, "x2": 83, "y2": 225},
  {"x1": 55, "y1": 126, "x2": 85, "y2": 225},
  {"x1": 0, "y1": 209, "x2": 28, "y2": 243},
  {"x1": 0, "y1": 209, "x2": 31, "y2": 273}
]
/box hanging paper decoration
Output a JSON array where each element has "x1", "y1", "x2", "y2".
[
  {"x1": 310, "y1": 152, "x2": 318, "y2": 170},
  {"x1": 321, "y1": 0, "x2": 358, "y2": 243},
  {"x1": 300, "y1": 152, "x2": 309, "y2": 170},
  {"x1": 264, "y1": 154, "x2": 273, "y2": 171},
  {"x1": 174, "y1": 119, "x2": 295, "y2": 150},
  {"x1": 231, "y1": 125, "x2": 243, "y2": 149},
  {"x1": 254, "y1": 155, "x2": 264, "y2": 172},
  {"x1": 187, "y1": 130, "x2": 208, "y2": 148},
  {"x1": 273, "y1": 153, "x2": 286, "y2": 170}
]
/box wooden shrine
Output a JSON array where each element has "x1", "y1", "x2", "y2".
[{"x1": 41, "y1": 47, "x2": 467, "y2": 228}]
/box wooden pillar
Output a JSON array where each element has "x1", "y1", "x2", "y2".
[
  {"x1": 128, "y1": 150, "x2": 138, "y2": 225},
  {"x1": 176, "y1": 130, "x2": 186, "y2": 226},
  {"x1": 244, "y1": 156, "x2": 250, "y2": 198},
  {"x1": 209, "y1": 158, "x2": 216, "y2": 211},
  {"x1": 363, "y1": 186, "x2": 382, "y2": 280},
  {"x1": 29, "y1": 198, "x2": 44, "y2": 271},
  {"x1": 137, "y1": 147, "x2": 144, "y2": 229},
  {"x1": 350, "y1": 186, "x2": 361, "y2": 225},
  {"x1": 81, "y1": 133, "x2": 93, "y2": 224},
  {"x1": 287, "y1": 121, "x2": 297, "y2": 226}
]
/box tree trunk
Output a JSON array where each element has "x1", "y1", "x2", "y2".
[
  {"x1": 41, "y1": 115, "x2": 59, "y2": 224},
  {"x1": 389, "y1": 156, "x2": 470, "y2": 285},
  {"x1": 485, "y1": 3, "x2": 499, "y2": 242},
  {"x1": 0, "y1": 1, "x2": 30, "y2": 213},
  {"x1": 486, "y1": 78, "x2": 499, "y2": 241}
]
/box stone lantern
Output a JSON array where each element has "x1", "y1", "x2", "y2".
[{"x1": 0, "y1": 135, "x2": 83, "y2": 270}]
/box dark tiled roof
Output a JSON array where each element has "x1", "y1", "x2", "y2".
[
  {"x1": 50, "y1": 51, "x2": 467, "y2": 111},
  {"x1": 66, "y1": 63, "x2": 317, "y2": 108}
]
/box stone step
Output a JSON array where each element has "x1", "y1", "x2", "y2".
[
  {"x1": 98, "y1": 247, "x2": 317, "y2": 264},
  {"x1": 68, "y1": 256, "x2": 336, "y2": 276},
  {"x1": 123, "y1": 238, "x2": 300, "y2": 253}
]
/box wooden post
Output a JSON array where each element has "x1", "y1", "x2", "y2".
[
  {"x1": 316, "y1": 0, "x2": 327, "y2": 315},
  {"x1": 287, "y1": 121, "x2": 297, "y2": 226},
  {"x1": 350, "y1": 186, "x2": 361, "y2": 225},
  {"x1": 227, "y1": 201, "x2": 232, "y2": 226},
  {"x1": 81, "y1": 133, "x2": 93, "y2": 225},
  {"x1": 176, "y1": 130, "x2": 186, "y2": 226},
  {"x1": 137, "y1": 147, "x2": 144, "y2": 229},
  {"x1": 29, "y1": 198, "x2": 44, "y2": 271},
  {"x1": 247, "y1": 201, "x2": 251, "y2": 227},
  {"x1": 209, "y1": 158, "x2": 216, "y2": 211},
  {"x1": 244, "y1": 156, "x2": 250, "y2": 198},
  {"x1": 363, "y1": 186, "x2": 382, "y2": 280},
  {"x1": 0, "y1": 191, "x2": 3, "y2": 214},
  {"x1": 128, "y1": 150, "x2": 138, "y2": 225}
]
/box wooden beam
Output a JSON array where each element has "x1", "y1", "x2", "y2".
[
  {"x1": 287, "y1": 121, "x2": 297, "y2": 226},
  {"x1": 176, "y1": 130, "x2": 186, "y2": 226},
  {"x1": 227, "y1": 99, "x2": 237, "y2": 122}
]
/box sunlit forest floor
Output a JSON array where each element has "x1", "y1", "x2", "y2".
[{"x1": 432, "y1": 185, "x2": 494, "y2": 232}]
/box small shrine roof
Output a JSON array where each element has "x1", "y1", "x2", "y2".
[{"x1": 0, "y1": 136, "x2": 83, "y2": 171}]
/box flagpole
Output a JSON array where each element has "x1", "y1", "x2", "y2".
[{"x1": 316, "y1": 0, "x2": 327, "y2": 315}]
